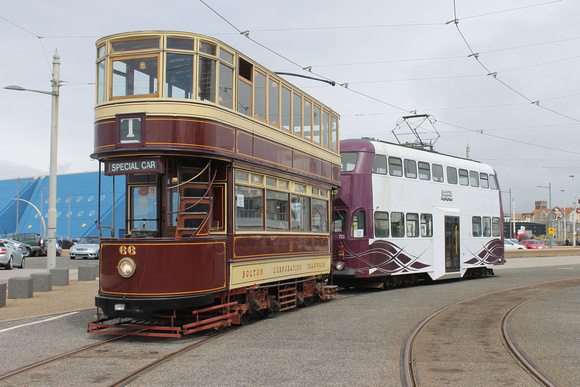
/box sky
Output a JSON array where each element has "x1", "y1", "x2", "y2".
[{"x1": 1, "y1": 0, "x2": 579, "y2": 213}]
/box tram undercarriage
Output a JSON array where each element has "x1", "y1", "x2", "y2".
[{"x1": 88, "y1": 277, "x2": 338, "y2": 338}]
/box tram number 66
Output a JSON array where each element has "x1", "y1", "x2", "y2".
[{"x1": 119, "y1": 245, "x2": 136, "y2": 255}]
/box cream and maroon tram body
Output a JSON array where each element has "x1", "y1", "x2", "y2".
[
  {"x1": 332, "y1": 139, "x2": 505, "y2": 288},
  {"x1": 89, "y1": 31, "x2": 340, "y2": 336}
]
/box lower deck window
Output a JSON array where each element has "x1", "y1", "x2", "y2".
[
  {"x1": 312, "y1": 199, "x2": 328, "y2": 232},
  {"x1": 472, "y1": 216, "x2": 482, "y2": 237},
  {"x1": 374, "y1": 211, "x2": 389, "y2": 238},
  {"x1": 266, "y1": 190, "x2": 289, "y2": 230},
  {"x1": 421, "y1": 214, "x2": 433, "y2": 237},
  {"x1": 236, "y1": 186, "x2": 264, "y2": 230},
  {"x1": 391, "y1": 212, "x2": 405, "y2": 237},
  {"x1": 350, "y1": 210, "x2": 366, "y2": 237},
  {"x1": 291, "y1": 195, "x2": 310, "y2": 231},
  {"x1": 129, "y1": 185, "x2": 158, "y2": 232},
  {"x1": 406, "y1": 213, "x2": 419, "y2": 237}
]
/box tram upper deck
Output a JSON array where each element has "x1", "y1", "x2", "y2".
[{"x1": 92, "y1": 31, "x2": 340, "y2": 185}]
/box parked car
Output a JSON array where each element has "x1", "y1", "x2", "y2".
[
  {"x1": 0, "y1": 240, "x2": 25, "y2": 269},
  {"x1": 69, "y1": 236, "x2": 101, "y2": 260},
  {"x1": 1, "y1": 238, "x2": 32, "y2": 257},
  {"x1": 6, "y1": 233, "x2": 45, "y2": 256},
  {"x1": 504, "y1": 238, "x2": 525, "y2": 250},
  {"x1": 519, "y1": 239, "x2": 547, "y2": 249}
]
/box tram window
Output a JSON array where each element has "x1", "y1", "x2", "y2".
[
  {"x1": 200, "y1": 41, "x2": 217, "y2": 55},
  {"x1": 421, "y1": 214, "x2": 433, "y2": 237},
  {"x1": 294, "y1": 183, "x2": 306, "y2": 193},
  {"x1": 432, "y1": 164, "x2": 444, "y2": 182},
  {"x1": 198, "y1": 56, "x2": 216, "y2": 102},
  {"x1": 459, "y1": 169, "x2": 469, "y2": 186},
  {"x1": 238, "y1": 78, "x2": 251, "y2": 116},
  {"x1": 312, "y1": 188, "x2": 319, "y2": 195},
  {"x1": 418, "y1": 162, "x2": 431, "y2": 180},
  {"x1": 389, "y1": 157, "x2": 403, "y2": 177},
  {"x1": 167, "y1": 186, "x2": 179, "y2": 227},
  {"x1": 279, "y1": 180, "x2": 288, "y2": 190},
  {"x1": 404, "y1": 160, "x2": 417, "y2": 179},
  {"x1": 372, "y1": 155, "x2": 387, "y2": 175},
  {"x1": 235, "y1": 171, "x2": 249, "y2": 182},
  {"x1": 281, "y1": 86, "x2": 291, "y2": 130},
  {"x1": 483, "y1": 217, "x2": 491, "y2": 237},
  {"x1": 293, "y1": 93, "x2": 302, "y2": 136},
  {"x1": 129, "y1": 185, "x2": 158, "y2": 233},
  {"x1": 341, "y1": 152, "x2": 358, "y2": 172},
  {"x1": 391, "y1": 212, "x2": 405, "y2": 237},
  {"x1": 406, "y1": 213, "x2": 419, "y2": 237},
  {"x1": 489, "y1": 175, "x2": 498, "y2": 190},
  {"x1": 166, "y1": 54, "x2": 193, "y2": 99},
  {"x1": 350, "y1": 210, "x2": 366, "y2": 238},
  {"x1": 97, "y1": 61, "x2": 105, "y2": 103},
  {"x1": 331, "y1": 116, "x2": 338, "y2": 151},
  {"x1": 112, "y1": 57, "x2": 159, "y2": 97},
  {"x1": 469, "y1": 170, "x2": 479, "y2": 187},
  {"x1": 218, "y1": 63, "x2": 234, "y2": 109},
  {"x1": 167, "y1": 38, "x2": 194, "y2": 51},
  {"x1": 268, "y1": 79, "x2": 279, "y2": 126},
  {"x1": 112, "y1": 38, "x2": 159, "y2": 52},
  {"x1": 492, "y1": 217, "x2": 501, "y2": 237},
  {"x1": 219, "y1": 49, "x2": 233, "y2": 64},
  {"x1": 313, "y1": 105, "x2": 321, "y2": 144},
  {"x1": 97, "y1": 45, "x2": 106, "y2": 58},
  {"x1": 333, "y1": 210, "x2": 347, "y2": 233},
  {"x1": 374, "y1": 211, "x2": 389, "y2": 238},
  {"x1": 472, "y1": 217, "x2": 482, "y2": 237},
  {"x1": 480, "y1": 173, "x2": 489, "y2": 188},
  {"x1": 312, "y1": 199, "x2": 328, "y2": 232},
  {"x1": 266, "y1": 177, "x2": 276, "y2": 187},
  {"x1": 266, "y1": 191, "x2": 289, "y2": 230},
  {"x1": 447, "y1": 167, "x2": 458, "y2": 184},
  {"x1": 291, "y1": 195, "x2": 310, "y2": 231},
  {"x1": 254, "y1": 71, "x2": 266, "y2": 120},
  {"x1": 235, "y1": 186, "x2": 264, "y2": 230},
  {"x1": 251, "y1": 174, "x2": 263, "y2": 184},
  {"x1": 322, "y1": 111, "x2": 329, "y2": 147},
  {"x1": 304, "y1": 100, "x2": 312, "y2": 140}
]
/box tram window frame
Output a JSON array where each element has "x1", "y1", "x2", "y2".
[
  {"x1": 281, "y1": 86, "x2": 291, "y2": 131},
  {"x1": 480, "y1": 173, "x2": 489, "y2": 188},
  {"x1": 404, "y1": 159, "x2": 417, "y2": 179},
  {"x1": 421, "y1": 214, "x2": 433, "y2": 237},
  {"x1": 469, "y1": 170, "x2": 480, "y2": 187},
  {"x1": 266, "y1": 190, "x2": 289, "y2": 231},
  {"x1": 447, "y1": 166, "x2": 458, "y2": 184},
  {"x1": 406, "y1": 213, "x2": 419, "y2": 237},
  {"x1": 312, "y1": 198, "x2": 329, "y2": 232},
  {"x1": 166, "y1": 53, "x2": 194, "y2": 99},
  {"x1": 389, "y1": 157, "x2": 403, "y2": 177},
  {"x1": 390, "y1": 212, "x2": 405, "y2": 238},
  {"x1": 235, "y1": 185, "x2": 264, "y2": 231},
  {"x1": 291, "y1": 194, "x2": 310, "y2": 232},
  {"x1": 492, "y1": 217, "x2": 501, "y2": 237},
  {"x1": 418, "y1": 162, "x2": 431, "y2": 180},
  {"x1": 472, "y1": 216, "x2": 482, "y2": 237},
  {"x1": 482, "y1": 216, "x2": 491, "y2": 237},
  {"x1": 372, "y1": 155, "x2": 387, "y2": 175},
  {"x1": 374, "y1": 211, "x2": 389, "y2": 238},
  {"x1": 341, "y1": 152, "x2": 358, "y2": 172},
  {"x1": 333, "y1": 210, "x2": 347, "y2": 233},
  {"x1": 458, "y1": 169, "x2": 469, "y2": 186},
  {"x1": 253, "y1": 70, "x2": 267, "y2": 121},
  {"x1": 432, "y1": 164, "x2": 444, "y2": 182},
  {"x1": 111, "y1": 55, "x2": 160, "y2": 99},
  {"x1": 350, "y1": 210, "x2": 366, "y2": 238}
]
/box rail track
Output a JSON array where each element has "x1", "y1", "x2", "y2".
[{"x1": 400, "y1": 278, "x2": 579, "y2": 386}]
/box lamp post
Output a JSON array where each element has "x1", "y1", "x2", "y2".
[
  {"x1": 537, "y1": 183, "x2": 552, "y2": 248},
  {"x1": 571, "y1": 175, "x2": 576, "y2": 247},
  {"x1": 4, "y1": 49, "x2": 60, "y2": 270}
]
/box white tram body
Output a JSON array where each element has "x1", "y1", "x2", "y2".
[{"x1": 332, "y1": 139, "x2": 505, "y2": 286}]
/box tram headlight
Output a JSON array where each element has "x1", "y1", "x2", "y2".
[
  {"x1": 335, "y1": 260, "x2": 345, "y2": 271},
  {"x1": 118, "y1": 257, "x2": 136, "y2": 278}
]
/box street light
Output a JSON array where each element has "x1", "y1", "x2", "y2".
[
  {"x1": 537, "y1": 183, "x2": 552, "y2": 248},
  {"x1": 571, "y1": 175, "x2": 576, "y2": 247},
  {"x1": 4, "y1": 49, "x2": 60, "y2": 270}
]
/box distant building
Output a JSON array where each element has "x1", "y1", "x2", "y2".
[{"x1": 0, "y1": 172, "x2": 125, "y2": 240}]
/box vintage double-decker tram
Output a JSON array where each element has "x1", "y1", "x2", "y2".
[
  {"x1": 88, "y1": 31, "x2": 340, "y2": 337},
  {"x1": 332, "y1": 138, "x2": 505, "y2": 289}
]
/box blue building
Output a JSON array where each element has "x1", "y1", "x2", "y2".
[{"x1": 0, "y1": 172, "x2": 125, "y2": 240}]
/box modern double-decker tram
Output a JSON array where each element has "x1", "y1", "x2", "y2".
[{"x1": 88, "y1": 31, "x2": 341, "y2": 337}]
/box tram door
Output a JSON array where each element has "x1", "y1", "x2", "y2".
[{"x1": 444, "y1": 216, "x2": 460, "y2": 272}]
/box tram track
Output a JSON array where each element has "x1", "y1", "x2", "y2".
[{"x1": 401, "y1": 277, "x2": 580, "y2": 386}]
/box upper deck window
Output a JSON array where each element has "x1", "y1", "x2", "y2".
[
  {"x1": 292, "y1": 93, "x2": 302, "y2": 136},
  {"x1": 469, "y1": 170, "x2": 479, "y2": 187},
  {"x1": 167, "y1": 38, "x2": 194, "y2": 51},
  {"x1": 313, "y1": 105, "x2": 321, "y2": 144},
  {"x1": 254, "y1": 71, "x2": 266, "y2": 120},
  {"x1": 480, "y1": 173, "x2": 489, "y2": 188},
  {"x1": 418, "y1": 162, "x2": 430, "y2": 180},
  {"x1": 166, "y1": 54, "x2": 193, "y2": 99},
  {"x1": 200, "y1": 41, "x2": 217, "y2": 55},
  {"x1": 389, "y1": 157, "x2": 403, "y2": 177},
  {"x1": 238, "y1": 58, "x2": 252, "y2": 116},
  {"x1": 489, "y1": 175, "x2": 498, "y2": 190},
  {"x1": 112, "y1": 56, "x2": 159, "y2": 97},
  {"x1": 404, "y1": 159, "x2": 417, "y2": 179},
  {"x1": 218, "y1": 63, "x2": 233, "y2": 109},
  {"x1": 459, "y1": 169, "x2": 469, "y2": 186},
  {"x1": 447, "y1": 167, "x2": 458, "y2": 184},
  {"x1": 432, "y1": 164, "x2": 444, "y2": 182},
  {"x1": 281, "y1": 87, "x2": 291, "y2": 130},
  {"x1": 268, "y1": 79, "x2": 279, "y2": 126},
  {"x1": 372, "y1": 155, "x2": 387, "y2": 174},
  {"x1": 341, "y1": 152, "x2": 358, "y2": 172},
  {"x1": 322, "y1": 111, "x2": 329, "y2": 147},
  {"x1": 219, "y1": 49, "x2": 233, "y2": 64},
  {"x1": 331, "y1": 116, "x2": 338, "y2": 151},
  {"x1": 198, "y1": 56, "x2": 216, "y2": 102},
  {"x1": 112, "y1": 39, "x2": 159, "y2": 52},
  {"x1": 303, "y1": 100, "x2": 312, "y2": 141}
]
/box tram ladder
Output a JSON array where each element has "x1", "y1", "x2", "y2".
[{"x1": 278, "y1": 285, "x2": 298, "y2": 311}]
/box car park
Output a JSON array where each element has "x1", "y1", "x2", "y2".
[
  {"x1": 504, "y1": 238, "x2": 525, "y2": 250},
  {"x1": 69, "y1": 236, "x2": 101, "y2": 259},
  {"x1": 519, "y1": 239, "x2": 547, "y2": 249},
  {"x1": 0, "y1": 240, "x2": 25, "y2": 269}
]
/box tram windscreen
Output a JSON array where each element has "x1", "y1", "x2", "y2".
[
  {"x1": 341, "y1": 153, "x2": 358, "y2": 172},
  {"x1": 332, "y1": 210, "x2": 347, "y2": 233}
]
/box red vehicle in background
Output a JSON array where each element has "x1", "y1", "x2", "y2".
[{"x1": 519, "y1": 239, "x2": 547, "y2": 249}]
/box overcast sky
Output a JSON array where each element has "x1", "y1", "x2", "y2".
[{"x1": 1, "y1": 0, "x2": 579, "y2": 213}]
